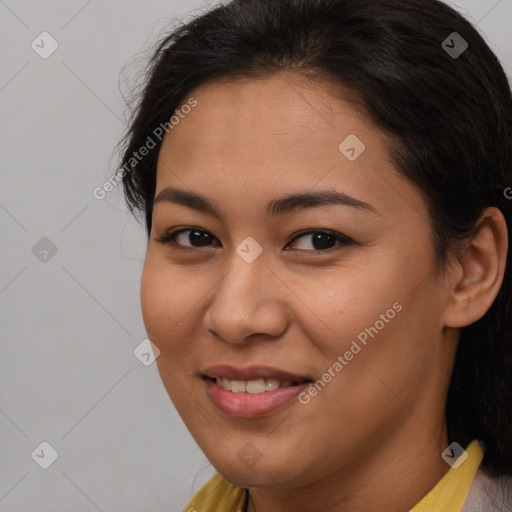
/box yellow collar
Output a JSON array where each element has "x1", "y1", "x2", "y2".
[{"x1": 411, "y1": 439, "x2": 484, "y2": 511}]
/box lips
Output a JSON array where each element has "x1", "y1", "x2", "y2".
[
  {"x1": 202, "y1": 364, "x2": 312, "y2": 383},
  {"x1": 203, "y1": 376, "x2": 312, "y2": 418},
  {"x1": 201, "y1": 364, "x2": 314, "y2": 417}
]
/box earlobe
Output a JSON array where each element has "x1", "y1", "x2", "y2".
[{"x1": 443, "y1": 207, "x2": 508, "y2": 329}]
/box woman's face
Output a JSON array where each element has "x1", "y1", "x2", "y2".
[{"x1": 141, "y1": 74, "x2": 458, "y2": 489}]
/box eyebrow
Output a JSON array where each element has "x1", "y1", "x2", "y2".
[{"x1": 153, "y1": 187, "x2": 379, "y2": 217}]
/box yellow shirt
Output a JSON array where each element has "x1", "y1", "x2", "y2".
[{"x1": 183, "y1": 439, "x2": 484, "y2": 512}]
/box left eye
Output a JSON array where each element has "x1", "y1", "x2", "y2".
[
  {"x1": 288, "y1": 230, "x2": 354, "y2": 251},
  {"x1": 156, "y1": 228, "x2": 354, "y2": 252}
]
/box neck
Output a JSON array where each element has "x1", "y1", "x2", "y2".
[{"x1": 246, "y1": 423, "x2": 450, "y2": 512}]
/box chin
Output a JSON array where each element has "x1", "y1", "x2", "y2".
[{"x1": 208, "y1": 449, "x2": 308, "y2": 489}]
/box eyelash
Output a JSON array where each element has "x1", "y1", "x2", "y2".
[{"x1": 155, "y1": 227, "x2": 355, "y2": 253}]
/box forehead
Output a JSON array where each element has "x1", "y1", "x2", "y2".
[
  {"x1": 162, "y1": 74, "x2": 374, "y2": 159},
  {"x1": 154, "y1": 73, "x2": 426, "y2": 224}
]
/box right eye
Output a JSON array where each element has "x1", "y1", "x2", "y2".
[{"x1": 155, "y1": 228, "x2": 219, "y2": 249}]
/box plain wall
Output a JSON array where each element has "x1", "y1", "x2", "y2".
[{"x1": 1, "y1": 1, "x2": 511, "y2": 510}]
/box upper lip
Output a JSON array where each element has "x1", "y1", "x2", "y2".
[{"x1": 202, "y1": 364, "x2": 312, "y2": 382}]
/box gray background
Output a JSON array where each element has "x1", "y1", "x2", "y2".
[{"x1": 1, "y1": 1, "x2": 511, "y2": 511}]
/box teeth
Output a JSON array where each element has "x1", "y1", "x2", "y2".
[
  {"x1": 246, "y1": 379, "x2": 265, "y2": 393},
  {"x1": 215, "y1": 377, "x2": 298, "y2": 393},
  {"x1": 222, "y1": 378, "x2": 232, "y2": 391},
  {"x1": 231, "y1": 380, "x2": 246, "y2": 393},
  {"x1": 265, "y1": 378, "x2": 280, "y2": 391}
]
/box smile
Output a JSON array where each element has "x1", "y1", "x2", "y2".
[
  {"x1": 203, "y1": 377, "x2": 312, "y2": 418},
  {"x1": 214, "y1": 377, "x2": 307, "y2": 393}
]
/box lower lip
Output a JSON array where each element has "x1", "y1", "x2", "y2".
[{"x1": 204, "y1": 378, "x2": 311, "y2": 418}]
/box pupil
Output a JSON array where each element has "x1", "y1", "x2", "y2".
[
  {"x1": 191, "y1": 230, "x2": 211, "y2": 246},
  {"x1": 312, "y1": 233, "x2": 335, "y2": 250}
]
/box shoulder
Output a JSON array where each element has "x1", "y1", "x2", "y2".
[{"x1": 462, "y1": 466, "x2": 512, "y2": 512}]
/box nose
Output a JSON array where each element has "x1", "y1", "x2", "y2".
[{"x1": 203, "y1": 252, "x2": 289, "y2": 345}]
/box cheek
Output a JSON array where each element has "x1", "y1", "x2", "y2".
[
  {"x1": 140, "y1": 256, "x2": 203, "y2": 404},
  {"x1": 140, "y1": 259, "x2": 166, "y2": 341},
  {"x1": 293, "y1": 266, "x2": 400, "y2": 348},
  {"x1": 295, "y1": 256, "x2": 432, "y2": 402},
  {"x1": 140, "y1": 254, "x2": 197, "y2": 354}
]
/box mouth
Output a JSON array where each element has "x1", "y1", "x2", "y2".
[
  {"x1": 203, "y1": 376, "x2": 312, "y2": 393},
  {"x1": 201, "y1": 365, "x2": 314, "y2": 418},
  {"x1": 202, "y1": 364, "x2": 312, "y2": 384}
]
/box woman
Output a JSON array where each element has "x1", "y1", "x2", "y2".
[{"x1": 117, "y1": 0, "x2": 512, "y2": 510}]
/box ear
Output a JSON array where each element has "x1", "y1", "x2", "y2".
[{"x1": 443, "y1": 207, "x2": 508, "y2": 328}]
